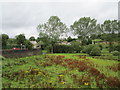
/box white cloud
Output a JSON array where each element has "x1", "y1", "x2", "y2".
[{"x1": 1, "y1": 1, "x2": 119, "y2": 38}]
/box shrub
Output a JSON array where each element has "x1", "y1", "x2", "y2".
[
  {"x1": 112, "y1": 51, "x2": 120, "y2": 56},
  {"x1": 113, "y1": 45, "x2": 120, "y2": 52},
  {"x1": 53, "y1": 45, "x2": 73, "y2": 53},
  {"x1": 53, "y1": 43, "x2": 82, "y2": 53},
  {"x1": 89, "y1": 46, "x2": 101, "y2": 56},
  {"x1": 82, "y1": 44, "x2": 101, "y2": 56},
  {"x1": 108, "y1": 44, "x2": 114, "y2": 52},
  {"x1": 106, "y1": 46, "x2": 108, "y2": 49},
  {"x1": 0, "y1": 56, "x2": 5, "y2": 60},
  {"x1": 99, "y1": 45, "x2": 103, "y2": 50},
  {"x1": 24, "y1": 40, "x2": 33, "y2": 50},
  {"x1": 82, "y1": 44, "x2": 94, "y2": 54},
  {"x1": 70, "y1": 41, "x2": 82, "y2": 53}
]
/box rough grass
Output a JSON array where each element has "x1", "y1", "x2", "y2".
[{"x1": 2, "y1": 54, "x2": 120, "y2": 88}]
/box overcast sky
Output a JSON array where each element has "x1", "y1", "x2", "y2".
[{"x1": 0, "y1": 0, "x2": 119, "y2": 39}]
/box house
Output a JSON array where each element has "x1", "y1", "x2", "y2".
[
  {"x1": 58, "y1": 41, "x2": 71, "y2": 45},
  {"x1": 30, "y1": 41, "x2": 41, "y2": 49},
  {"x1": 76, "y1": 40, "x2": 82, "y2": 43}
]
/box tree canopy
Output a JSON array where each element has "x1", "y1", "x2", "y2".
[
  {"x1": 16, "y1": 34, "x2": 26, "y2": 46},
  {"x1": 29, "y1": 36, "x2": 36, "y2": 41},
  {"x1": 37, "y1": 16, "x2": 68, "y2": 53},
  {"x1": 70, "y1": 17, "x2": 97, "y2": 39},
  {"x1": 1, "y1": 34, "x2": 9, "y2": 49}
]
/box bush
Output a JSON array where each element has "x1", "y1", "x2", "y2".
[
  {"x1": 53, "y1": 44, "x2": 82, "y2": 53},
  {"x1": 70, "y1": 41, "x2": 82, "y2": 53},
  {"x1": 99, "y1": 44, "x2": 103, "y2": 50},
  {"x1": 25, "y1": 40, "x2": 33, "y2": 50},
  {"x1": 53, "y1": 45, "x2": 74, "y2": 53},
  {"x1": 113, "y1": 45, "x2": 120, "y2": 52},
  {"x1": 82, "y1": 44, "x2": 94, "y2": 54},
  {"x1": 106, "y1": 46, "x2": 108, "y2": 49},
  {"x1": 0, "y1": 56, "x2": 5, "y2": 60},
  {"x1": 82, "y1": 44, "x2": 101, "y2": 56},
  {"x1": 112, "y1": 51, "x2": 120, "y2": 56},
  {"x1": 108, "y1": 44, "x2": 114, "y2": 52},
  {"x1": 89, "y1": 47, "x2": 101, "y2": 56}
]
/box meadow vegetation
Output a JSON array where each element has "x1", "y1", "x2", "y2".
[{"x1": 2, "y1": 51, "x2": 120, "y2": 88}]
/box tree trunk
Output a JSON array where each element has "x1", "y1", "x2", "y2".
[
  {"x1": 109, "y1": 41, "x2": 112, "y2": 53},
  {"x1": 51, "y1": 44, "x2": 54, "y2": 53},
  {"x1": 51, "y1": 47, "x2": 53, "y2": 53}
]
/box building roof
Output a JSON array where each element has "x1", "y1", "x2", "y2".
[{"x1": 30, "y1": 41, "x2": 37, "y2": 45}]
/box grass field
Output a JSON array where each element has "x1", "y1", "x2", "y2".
[{"x1": 2, "y1": 53, "x2": 120, "y2": 88}]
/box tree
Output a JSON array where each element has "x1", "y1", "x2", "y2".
[
  {"x1": 29, "y1": 36, "x2": 36, "y2": 41},
  {"x1": 101, "y1": 20, "x2": 119, "y2": 52},
  {"x1": 24, "y1": 40, "x2": 33, "y2": 50},
  {"x1": 7, "y1": 38, "x2": 17, "y2": 45},
  {"x1": 16, "y1": 34, "x2": 26, "y2": 46},
  {"x1": 7, "y1": 38, "x2": 17, "y2": 49},
  {"x1": 70, "y1": 17, "x2": 97, "y2": 45},
  {"x1": 1, "y1": 34, "x2": 9, "y2": 49},
  {"x1": 70, "y1": 41, "x2": 82, "y2": 53},
  {"x1": 67, "y1": 36, "x2": 76, "y2": 42},
  {"x1": 67, "y1": 36, "x2": 72, "y2": 42},
  {"x1": 37, "y1": 16, "x2": 67, "y2": 53},
  {"x1": 70, "y1": 17, "x2": 97, "y2": 38}
]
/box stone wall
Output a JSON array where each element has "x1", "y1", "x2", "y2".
[{"x1": 1, "y1": 49, "x2": 41, "y2": 58}]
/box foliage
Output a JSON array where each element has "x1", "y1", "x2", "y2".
[
  {"x1": 108, "y1": 43, "x2": 114, "y2": 52},
  {"x1": 67, "y1": 36, "x2": 76, "y2": 42},
  {"x1": 112, "y1": 51, "x2": 120, "y2": 56},
  {"x1": 7, "y1": 38, "x2": 17, "y2": 45},
  {"x1": 53, "y1": 42, "x2": 82, "y2": 53},
  {"x1": 89, "y1": 46, "x2": 101, "y2": 56},
  {"x1": 112, "y1": 45, "x2": 120, "y2": 52},
  {"x1": 0, "y1": 55, "x2": 5, "y2": 60},
  {"x1": 99, "y1": 45, "x2": 103, "y2": 50},
  {"x1": 53, "y1": 45, "x2": 73, "y2": 53},
  {"x1": 101, "y1": 20, "x2": 119, "y2": 52},
  {"x1": 70, "y1": 41, "x2": 82, "y2": 53},
  {"x1": 82, "y1": 44, "x2": 94, "y2": 54},
  {"x1": 102, "y1": 20, "x2": 119, "y2": 34},
  {"x1": 90, "y1": 34, "x2": 101, "y2": 40},
  {"x1": 1, "y1": 34, "x2": 9, "y2": 49},
  {"x1": 29, "y1": 36, "x2": 36, "y2": 41},
  {"x1": 16, "y1": 34, "x2": 26, "y2": 46},
  {"x1": 70, "y1": 17, "x2": 97, "y2": 40},
  {"x1": 82, "y1": 44, "x2": 101, "y2": 56},
  {"x1": 37, "y1": 16, "x2": 68, "y2": 53},
  {"x1": 6, "y1": 38, "x2": 18, "y2": 49},
  {"x1": 24, "y1": 40, "x2": 33, "y2": 50},
  {"x1": 86, "y1": 38, "x2": 92, "y2": 45}
]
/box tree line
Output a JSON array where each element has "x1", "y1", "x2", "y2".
[
  {"x1": 37, "y1": 16, "x2": 119, "y2": 53},
  {"x1": 1, "y1": 16, "x2": 120, "y2": 52}
]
